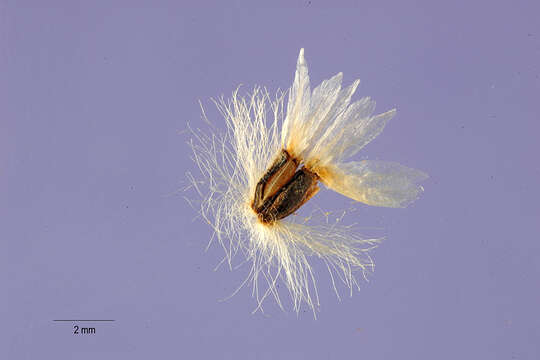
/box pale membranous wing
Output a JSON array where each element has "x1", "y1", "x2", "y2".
[
  {"x1": 319, "y1": 160, "x2": 428, "y2": 208},
  {"x1": 306, "y1": 105, "x2": 396, "y2": 168},
  {"x1": 281, "y1": 48, "x2": 311, "y2": 156},
  {"x1": 282, "y1": 49, "x2": 364, "y2": 162}
]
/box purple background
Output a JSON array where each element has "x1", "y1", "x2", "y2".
[{"x1": 2, "y1": 1, "x2": 539, "y2": 359}]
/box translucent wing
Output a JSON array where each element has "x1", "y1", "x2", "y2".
[
  {"x1": 308, "y1": 104, "x2": 395, "y2": 167},
  {"x1": 281, "y1": 48, "x2": 311, "y2": 153},
  {"x1": 295, "y1": 72, "x2": 343, "y2": 157},
  {"x1": 300, "y1": 78, "x2": 359, "y2": 159},
  {"x1": 282, "y1": 49, "x2": 350, "y2": 160},
  {"x1": 339, "y1": 109, "x2": 396, "y2": 161},
  {"x1": 319, "y1": 160, "x2": 428, "y2": 208},
  {"x1": 282, "y1": 49, "x2": 395, "y2": 167}
]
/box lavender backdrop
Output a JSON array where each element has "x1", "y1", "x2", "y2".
[{"x1": 2, "y1": 1, "x2": 539, "y2": 359}]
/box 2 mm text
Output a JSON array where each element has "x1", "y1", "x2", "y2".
[{"x1": 73, "y1": 325, "x2": 96, "y2": 334}]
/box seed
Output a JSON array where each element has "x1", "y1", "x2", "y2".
[{"x1": 251, "y1": 149, "x2": 319, "y2": 223}]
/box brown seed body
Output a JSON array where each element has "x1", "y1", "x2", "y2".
[
  {"x1": 252, "y1": 149, "x2": 298, "y2": 213},
  {"x1": 251, "y1": 149, "x2": 319, "y2": 223}
]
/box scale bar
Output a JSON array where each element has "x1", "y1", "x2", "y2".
[{"x1": 53, "y1": 320, "x2": 115, "y2": 322}]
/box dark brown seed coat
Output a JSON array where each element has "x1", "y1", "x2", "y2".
[{"x1": 252, "y1": 149, "x2": 319, "y2": 223}]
